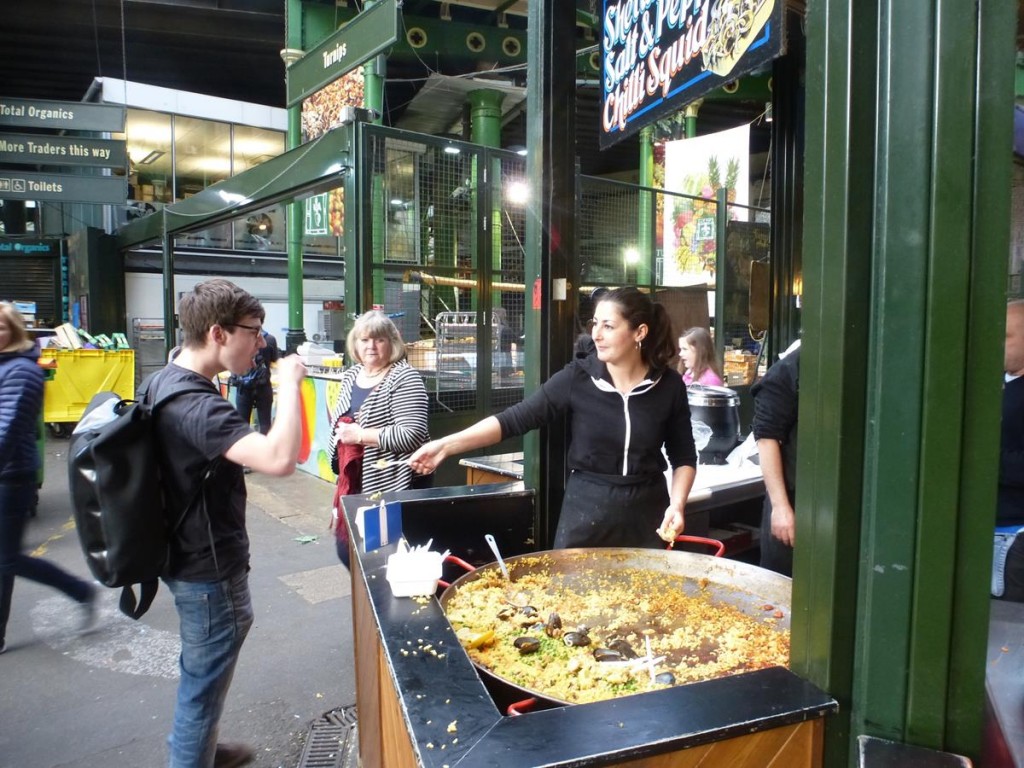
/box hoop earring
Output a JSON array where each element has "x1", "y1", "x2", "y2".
[{"x1": 636, "y1": 339, "x2": 642, "y2": 351}]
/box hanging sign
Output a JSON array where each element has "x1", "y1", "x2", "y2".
[
  {"x1": 0, "y1": 238, "x2": 60, "y2": 257},
  {"x1": 305, "y1": 192, "x2": 330, "y2": 235},
  {"x1": 0, "y1": 98, "x2": 125, "y2": 132},
  {"x1": 0, "y1": 170, "x2": 127, "y2": 205},
  {"x1": 286, "y1": 0, "x2": 398, "y2": 107},
  {"x1": 600, "y1": 0, "x2": 785, "y2": 148},
  {"x1": 0, "y1": 133, "x2": 127, "y2": 168}
]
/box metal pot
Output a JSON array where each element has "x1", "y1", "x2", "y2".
[
  {"x1": 687, "y1": 384, "x2": 742, "y2": 462},
  {"x1": 439, "y1": 548, "x2": 791, "y2": 707}
]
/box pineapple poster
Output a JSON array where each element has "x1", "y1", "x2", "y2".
[{"x1": 661, "y1": 123, "x2": 750, "y2": 289}]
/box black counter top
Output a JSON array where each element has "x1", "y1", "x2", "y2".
[{"x1": 343, "y1": 487, "x2": 837, "y2": 768}]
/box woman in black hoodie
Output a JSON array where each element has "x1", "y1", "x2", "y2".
[
  {"x1": 0, "y1": 303, "x2": 96, "y2": 654},
  {"x1": 411, "y1": 287, "x2": 697, "y2": 548}
]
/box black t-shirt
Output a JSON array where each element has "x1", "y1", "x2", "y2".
[
  {"x1": 751, "y1": 348, "x2": 800, "y2": 493},
  {"x1": 150, "y1": 364, "x2": 256, "y2": 581}
]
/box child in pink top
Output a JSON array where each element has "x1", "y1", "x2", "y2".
[{"x1": 678, "y1": 327, "x2": 723, "y2": 387}]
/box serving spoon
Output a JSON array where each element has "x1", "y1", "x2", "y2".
[{"x1": 484, "y1": 533, "x2": 511, "y2": 581}]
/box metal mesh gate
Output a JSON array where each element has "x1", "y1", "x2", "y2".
[
  {"x1": 360, "y1": 127, "x2": 527, "y2": 416},
  {"x1": 354, "y1": 128, "x2": 771, "y2": 418},
  {"x1": 578, "y1": 174, "x2": 770, "y2": 381}
]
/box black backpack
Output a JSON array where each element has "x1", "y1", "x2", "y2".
[{"x1": 68, "y1": 375, "x2": 213, "y2": 619}]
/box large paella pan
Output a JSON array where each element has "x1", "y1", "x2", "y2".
[{"x1": 439, "y1": 548, "x2": 791, "y2": 706}]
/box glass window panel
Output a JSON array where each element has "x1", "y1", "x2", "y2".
[
  {"x1": 235, "y1": 204, "x2": 285, "y2": 252},
  {"x1": 123, "y1": 108, "x2": 172, "y2": 204},
  {"x1": 174, "y1": 116, "x2": 230, "y2": 200},
  {"x1": 232, "y1": 126, "x2": 285, "y2": 175}
]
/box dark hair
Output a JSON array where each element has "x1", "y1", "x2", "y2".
[
  {"x1": 178, "y1": 279, "x2": 265, "y2": 347},
  {"x1": 677, "y1": 327, "x2": 722, "y2": 380},
  {"x1": 597, "y1": 287, "x2": 676, "y2": 370}
]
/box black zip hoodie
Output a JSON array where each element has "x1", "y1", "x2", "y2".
[{"x1": 494, "y1": 355, "x2": 696, "y2": 480}]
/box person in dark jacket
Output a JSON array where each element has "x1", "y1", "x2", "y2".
[
  {"x1": 995, "y1": 300, "x2": 1024, "y2": 600},
  {"x1": 410, "y1": 287, "x2": 697, "y2": 548},
  {"x1": 229, "y1": 329, "x2": 280, "y2": 435},
  {"x1": 0, "y1": 302, "x2": 97, "y2": 654},
  {"x1": 750, "y1": 341, "x2": 801, "y2": 577}
]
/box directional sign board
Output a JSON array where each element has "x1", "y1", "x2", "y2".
[
  {"x1": 0, "y1": 98, "x2": 126, "y2": 132},
  {"x1": 0, "y1": 170, "x2": 126, "y2": 205},
  {"x1": 286, "y1": 0, "x2": 398, "y2": 107},
  {"x1": 0, "y1": 133, "x2": 127, "y2": 168}
]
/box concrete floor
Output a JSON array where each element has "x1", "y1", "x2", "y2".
[{"x1": 0, "y1": 435, "x2": 355, "y2": 768}]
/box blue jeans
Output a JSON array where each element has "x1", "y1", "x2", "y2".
[
  {"x1": 164, "y1": 569, "x2": 254, "y2": 768},
  {"x1": 0, "y1": 476, "x2": 93, "y2": 643}
]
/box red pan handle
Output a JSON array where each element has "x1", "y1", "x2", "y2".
[
  {"x1": 506, "y1": 697, "x2": 538, "y2": 716},
  {"x1": 445, "y1": 554, "x2": 476, "y2": 572},
  {"x1": 437, "y1": 554, "x2": 477, "y2": 590},
  {"x1": 670, "y1": 535, "x2": 726, "y2": 557}
]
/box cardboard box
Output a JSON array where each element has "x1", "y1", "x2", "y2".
[{"x1": 406, "y1": 341, "x2": 436, "y2": 370}]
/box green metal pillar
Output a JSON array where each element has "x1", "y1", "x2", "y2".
[
  {"x1": 797, "y1": 2, "x2": 1013, "y2": 766},
  {"x1": 525, "y1": 2, "x2": 576, "y2": 548},
  {"x1": 637, "y1": 127, "x2": 654, "y2": 286},
  {"x1": 469, "y1": 88, "x2": 505, "y2": 407},
  {"x1": 684, "y1": 99, "x2": 701, "y2": 139},
  {"x1": 363, "y1": 0, "x2": 387, "y2": 310},
  {"x1": 161, "y1": 209, "x2": 175, "y2": 354},
  {"x1": 469, "y1": 89, "x2": 504, "y2": 148},
  {"x1": 283, "y1": 0, "x2": 306, "y2": 353}
]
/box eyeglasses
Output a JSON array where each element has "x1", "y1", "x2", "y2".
[{"x1": 225, "y1": 322, "x2": 262, "y2": 338}]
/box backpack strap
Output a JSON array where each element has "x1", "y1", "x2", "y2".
[{"x1": 119, "y1": 582, "x2": 160, "y2": 621}]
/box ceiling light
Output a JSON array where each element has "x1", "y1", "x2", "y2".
[
  {"x1": 506, "y1": 180, "x2": 529, "y2": 205},
  {"x1": 139, "y1": 150, "x2": 165, "y2": 164}
]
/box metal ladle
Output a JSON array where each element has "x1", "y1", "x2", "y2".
[{"x1": 484, "y1": 533, "x2": 511, "y2": 581}]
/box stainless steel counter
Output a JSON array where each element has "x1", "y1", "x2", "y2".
[{"x1": 459, "y1": 451, "x2": 766, "y2": 514}]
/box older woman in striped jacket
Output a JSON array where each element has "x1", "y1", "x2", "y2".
[{"x1": 328, "y1": 311, "x2": 430, "y2": 567}]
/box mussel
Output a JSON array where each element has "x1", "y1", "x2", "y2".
[
  {"x1": 563, "y1": 631, "x2": 591, "y2": 648},
  {"x1": 593, "y1": 648, "x2": 624, "y2": 662},
  {"x1": 514, "y1": 636, "x2": 542, "y2": 655},
  {"x1": 608, "y1": 638, "x2": 638, "y2": 659},
  {"x1": 497, "y1": 606, "x2": 517, "y2": 621},
  {"x1": 517, "y1": 606, "x2": 543, "y2": 628},
  {"x1": 654, "y1": 671, "x2": 676, "y2": 685},
  {"x1": 544, "y1": 612, "x2": 563, "y2": 638}
]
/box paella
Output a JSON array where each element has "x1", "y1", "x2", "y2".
[{"x1": 442, "y1": 550, "x2": 790, "y2": 706}]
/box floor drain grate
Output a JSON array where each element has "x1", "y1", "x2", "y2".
[
  {"x1": 297, "y1": 706, "x2": 358, "y2": 768},
  {"x1": 324, "y1": 704, "x2": 358, "y2": 729}
]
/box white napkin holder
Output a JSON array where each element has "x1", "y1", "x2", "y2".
[{"x1": 386, "y1": 542, "x2": 443, "y2": 598}]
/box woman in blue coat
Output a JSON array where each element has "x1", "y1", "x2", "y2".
[{"x1": 0, "y1": 303, "x2": 96, "y2": 653}]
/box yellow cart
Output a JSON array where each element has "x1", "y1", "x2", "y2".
[{"x1": 39, "y1": 349, "x2": 135, "y2": 437}]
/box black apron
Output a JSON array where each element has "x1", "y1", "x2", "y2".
[{"x1": 553, "y1": 470, "x2": 669, "y2": 549}]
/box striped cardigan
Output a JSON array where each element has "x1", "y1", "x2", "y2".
[{"x1": 328, "y1": 360, "x2": 430, "y2": 494}]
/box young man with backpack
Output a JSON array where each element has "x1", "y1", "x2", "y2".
[{"x1": 151, "y1": 279, "x2": 306, "y2": 768}]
